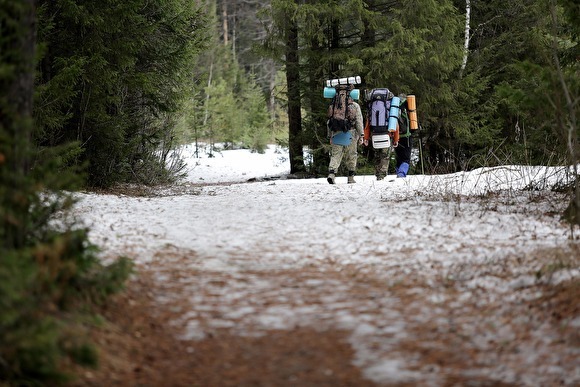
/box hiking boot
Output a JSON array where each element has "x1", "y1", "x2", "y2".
[
  {"x1": 327, "y1": 173, "x2": 335, "y2": 184},
  {"x1": 347, "y1": 175, "x2": 356, "y2": 184}
]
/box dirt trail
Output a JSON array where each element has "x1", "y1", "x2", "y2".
[
  {"x1": 69, "y1": 266, "x2": 375, "y2": 387},
  {"x1": 68, "y1": 182, "x2": 579, "y2": 386},
  {"x1": 69, "y1": 245, "x2": 579, "y2": 387}
]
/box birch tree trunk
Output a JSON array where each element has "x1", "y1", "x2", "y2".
[
  {"x1": 202, "y1": 61, "x2": 214, "y2": 156},
  {"x1": 460, "y1": 0, "x2": 471, "y2": 78},
  {"x1": 269, "y1": 65, "x2": 276, "y2": 122}
]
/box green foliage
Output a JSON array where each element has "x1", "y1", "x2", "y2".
[
  {"x1": 356, "y1": 0, "x2": 467, "y2": 172},
  {"x1": 1, "y1": 1, "x2": 133, "y2": 385},
  {"x1": 238, "y1": 74, "x2": 274, "y2": 152},
  {"x1": 0, "y1": 134, "x2": 133, "y2": 385},
  {"x1": 184, "y1": 19, "x2": 275, "y2": 152},
  {"x1": 207, "y1": 78, "x2": 241, "y2": 145},
  {"x1": 0, "y1": 236, "x2": 133, "y2": 385},
  {"x1": 489, "y1": 1, "x2": 579, "y2": 166},
  {"x1": 264, "y1": 0, "x2": 468, "y2": 174},
  {"x1": 261, "y1": 0, "x2": 578, "y2": 176},
  {"x1": 452, "y1": 0, "x2": 578, "y2": 175},
  {"x1": 364, "y1": 0, "x2": 463, "y2": 89},
  {"x1": 36, "y1": 0, "x2": 209, "y2": 188}
]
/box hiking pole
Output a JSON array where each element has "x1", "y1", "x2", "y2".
[
  {"x1": 418, "y1": 125, "x2": 425, "y2": 175},
  {"x1": 387, "y1": 143, "x2": 394, "y2": 176}
]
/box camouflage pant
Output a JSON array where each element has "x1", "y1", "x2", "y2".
[
  {"x1": 374, "y1": 147, "x2": 390, "y2": 178},
  {"x1": 328, "y1": 131, "x2": 359, "y2": 173}
]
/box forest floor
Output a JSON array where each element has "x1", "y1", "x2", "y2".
[
  {"x1": 66, "y1": 180, "x2": 580, "y2": 387},
  {"x1": 67, "y1": 248, "x2": 579, "y2": 387}
]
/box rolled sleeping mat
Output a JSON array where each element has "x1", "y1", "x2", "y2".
[
  {"x1": 326, "y1": 76, "x2": 362, "y2": 87},
  {"x1": 323, "y1": 87, "x2": 336, "y2": 99},
  {"x1": 349, "y1": 89, "x2": 360, "y2": 100},
  {"x1": 407, "y1": 95, "x2": 418, "y2": 130},
  {"x1": 407, "y1": 94, "x2": 416, "y2": 110},
  {"x1": 387, "y1": 96, "x2": 401, "y2": 132}
]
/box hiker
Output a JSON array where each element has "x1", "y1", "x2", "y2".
[
  {"x1": 394, "y1": 94, "x2": 413, "y2": 178},
  {"x1": 327, "y1": 85, "x2": 364, "y2": 184},
  {"x1": 394, "y1": 127, "x2": 412, "y2": 177},
  {"x1": 363, "y1": 90, "x2": 415, "y2": 179},
  {"x1": 362, "y1": 88, "x2": 393, "y2": 180}
]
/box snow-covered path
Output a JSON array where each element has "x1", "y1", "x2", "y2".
[
  {"x1": 79, "y1": 175, "x2": 570, "y2": 278},
  {"x1": 73, "y1": 146, "x2": 579, "y2": 385}
]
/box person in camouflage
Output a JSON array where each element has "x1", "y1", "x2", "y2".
[
  {"x1": 362, "y1": 113, "x2": 390, "y2": 180},
  {"x1": 327, "y1": 93, "x2": 364, "y2": 184}
]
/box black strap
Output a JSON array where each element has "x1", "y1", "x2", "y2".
[{"x1": 344, "y1": 92, "x2": 349, "y2": 120}]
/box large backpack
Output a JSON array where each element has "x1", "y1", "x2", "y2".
[
  {"x1": 398, "y1": 98, "x2": 411, "y2": 138},
  {"x1": 367, "y1": 88, "x2": 394, "y2": 134},
  {"x1": 327, "y1": 88, "x2": 354, "y2": 132}
]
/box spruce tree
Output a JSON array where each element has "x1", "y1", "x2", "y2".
[
  {"x1": 1, "y1": 1, "x2": 131, "y2": 384},
  {"x1": 264, "y1": 0, "x2": 464, "y2": 174},
  {"x1": 190, "y1": 0, "x2": 276, "y2": 154},
  {"x1": 36, "y1": 0, "x2": 208, "y2": 187}
]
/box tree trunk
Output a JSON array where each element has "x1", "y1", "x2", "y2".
[
  {"x1": 2, "y1": 1, "x2": 36, "y2": 135},
  {"x1": 286, "y1": 15, "x2": 305, "y2": 174},
  {"x1": 460, "y1": 0, "x2": 471, "y2": 78},
  {"x1": 549, "y1": 0, "x2": 579, "y2": 228},
  {"x1": 222, "y1": 1, "x2": 229, "y2": 45},
  {"x1": 269, "y1": 63, "x2": 276, "y2": 122},
  {"x1": 329, "y1": 20, "x2": 340, "y2": 75},
  {"x1": 307, "y1": 35, "x2": 328, "y2": 176},
  {"x1": 0, "y1": 0, "x2": 37, "y2": 248}
]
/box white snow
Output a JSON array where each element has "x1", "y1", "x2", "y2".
[{"x1": 73, "y1": 143, "x2": 580, "y2": 386}]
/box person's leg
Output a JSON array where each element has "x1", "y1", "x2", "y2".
[
  {"x1": 396, "y1": 161, "x2": 409, "y2": 177},
  {"x1": 395, "y1": 137, "x2": 412, "y2": 177},
  {"x1": 375, "y1": 148, "x2": 389, "y2": 180},
  {"x1": 344, "y1": 137, "x2": 358, "y2": 183},
  {"x1": 328, "y1": 144, "x2": 345, "y2": 184}
]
